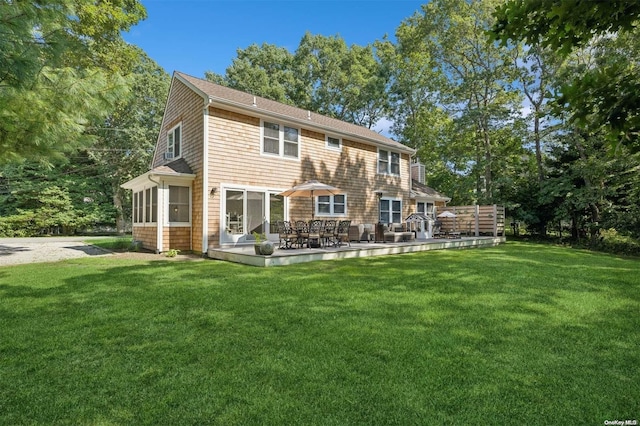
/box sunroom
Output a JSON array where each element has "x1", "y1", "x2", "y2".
[{"x1": 121, "y1": 159, "x2": 195, "y2": 253}]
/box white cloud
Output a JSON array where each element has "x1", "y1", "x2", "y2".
[{"x1": 372, "y1": 117, "x2": 395, "y2": 138}]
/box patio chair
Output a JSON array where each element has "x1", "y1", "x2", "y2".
[
  {"x1": 335, "y1": 220, "x2": 351, "y2": 247},
  {"x1": 295, "y1": 220, "x2": 309, "y2": 248},
  {"x1": 323, "y1": 219, "x2": 338, "y2": 247},
  {"x1": 307, "y1": 219, "x2": 324, "y2": 248},
  {"x1": 432, "y1": 220, "x2": 444, "y2": 238},
  {"x1": 278, "y1": 220, "x2": 299, "y2": 249}
]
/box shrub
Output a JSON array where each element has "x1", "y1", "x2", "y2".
[
  {"x1": 165, "y1": 248, "x2": 180, "y2": 258},
  {"x1": 595, "y1": 228, "x2": 640, "y2": 256},
  {"x1": 0, "y1": 212, "x2": 40, "y2": 237}
]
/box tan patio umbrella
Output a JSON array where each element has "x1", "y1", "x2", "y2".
[
  {"x1": 278, "y1": 180, "x2": 344, "y2": 219},
  {"x1": 437, "y1": 210, "x2": 457, "y2": 232}
]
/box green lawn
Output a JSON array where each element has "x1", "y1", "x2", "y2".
[{"x1": 1, "y1": 242, "x2": 638, "y2": 425}]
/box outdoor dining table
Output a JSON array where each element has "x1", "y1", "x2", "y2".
[{"x1": 286, "y1": 219, "x2": 341, "y2": 249}]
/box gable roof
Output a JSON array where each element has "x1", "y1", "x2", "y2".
[
  {"x1": 121, "y1": 158, "x2": 195, "y2": 190},
  {"x1": 175, "y1": 72, "x2": 415, "y2": 155},
  {"x1": 411, "y1": 179, "x2": 451, "y2": 202},
  {"x1": 153, "y1": 158, "x2": 193, "y2": 175}
]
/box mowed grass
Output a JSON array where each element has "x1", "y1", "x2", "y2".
[{"x1": 0, "y1": 242, "x2": 638, "y2": 425}]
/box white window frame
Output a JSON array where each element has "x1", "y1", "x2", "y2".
[
  {"x1": 315, "y1": 194, "x2": 347, "y2": 217},
  {"x1": 326, "y1": 135, "x2": 342, "y2": 151},
  {"x1": 260, "y1": 119, "x2": 300, "y2": 160},
  {"x1": 167, "y1": 122, "x2": 182, "y2": 159},
  {"x1": 379, "y1": 197, "x2": 402, "y2": 224},
  {"x1": 133, "y1": 186, "x2": 158, "y2": 226},
  {"x1": 219, "y1": 183, "x2": 288, "y2": 245},
  {"x1": 378, "y1": 148, "x2": 400, "y2": 176},
  {"x1": 417, "y1": 201, "x2": 435, "y2": 218},
  {"x1": 144, "y1": 187, "x2": 158, "y2": 223},
  {"x1": 133, "y1": 191, "x2": 142, "y2": 224},
  {"x1": 167, "y1": 185, "x2": 191, "y2": 225}
]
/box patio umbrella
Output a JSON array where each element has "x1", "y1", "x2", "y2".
[
  {"x1": 437, "y1": 210, "x2": 457, "y2": 218},
  {"x1": 278, "y1": 180, "x2": 344, "y2": 219},
  {"x1": 437, "y1": 210, "x2": 457, "y2": 231}
]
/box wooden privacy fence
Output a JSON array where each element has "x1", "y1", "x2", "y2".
[{"x1": 436, "y1": 205, "x2": 505, "y2": 237}]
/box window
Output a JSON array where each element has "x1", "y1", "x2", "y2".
[
  {"x1": 133, "y1": 191, "x2": 142, "y2": 223},
  {"x1": 378, "y1": 149, "x2": 400, "y2": 175},
  {"x1": 316, "y1": 194, "x2": 346, "y2": 216},
  {"x1": 326, "y1": 135, "x2": 341, "y2": 150},
  {"x1": 262, "y1": 120, "x2": 299, "y2": 159},
  {"x1": 283, "y1": 126, "x2": 299, "y2": 157},
  {"x1": 133, "y1": 187, "x2": 157, "y2": 224},
  {"x1": 379, "y1": 198, "x2": 402, "y2": 224},
  {"x1": 417, "y1": 201, "x2": 434, "y2": 218},
  {"x1": 263, "y1": 122, "x2": 279, "y2": 155},
  {"x1": 145, "y1": 187, "x2": 157, "y2": 222},
  {"x1": 169, "y1": 185, "x2": 190, "y2": 223},
  {"x1": 167, "y1": 123, "x2": 181, "y2": 159}
]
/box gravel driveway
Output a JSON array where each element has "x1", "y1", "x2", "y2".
[{"x1": 0, "y1": 237, "x2": 112, "y2": 267}]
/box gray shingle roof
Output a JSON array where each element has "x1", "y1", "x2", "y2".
[
  {"x1": 411, "y1": 179, "x2": 450, "y2": 201},
  {"x1": 152, "y1": 158, "x2": 193, "y2": 175},
  {"x1": 121, "y1": 158, "x2": 194, "y2": 190},
  {"x1": 175, "y1": 72, "x2": 414, "y2": 154}
]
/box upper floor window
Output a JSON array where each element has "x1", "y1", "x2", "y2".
[
  {"x1": 326, "y1": 135, "x2": 341, "y2": 151},
  {"x1": 167, "y1": 123, "x2": 182, "y2": 159},
  {"x1": 262, "y1": 120, "x2": 299, "y2": 159},
  {"x1": 378, "y1": 149, "x2": 400, "y2": 175},
  {"x1": 316, "y1": 194, "x2": 347, "y2": 217}
]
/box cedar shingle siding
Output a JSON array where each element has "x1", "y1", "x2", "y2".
[{"x1": 129, "y1": 72, "x2": 417, "y2": 253}]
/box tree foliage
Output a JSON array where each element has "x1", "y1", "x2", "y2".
[
  {"x1": 492, "y1": 0, "x2": 640, "y2": 54},
  {"x1": 394, "y1": 0, "x2": 523, "y2": 204},
  {"x1": 87, "y1": 50, "x2": 170, "y2": 231},
  {"x1": 491, "y1": 0, "x2": 640, "y2": 153},
  {"x1": 205, "y1": 43, "x2": 298, "y2": 104},
  {"x1": 0, "y1": 50, "x2": 170, "y2": 236},
  {"x1": 0, "y1": 159, "x2": 115, "y2": 236},
  {"x1": 0, "y1": 0, "x2": 146, "y2": 163},
  {"x1": 206, "y1": 33, "x2": 390, "y2": 129}
]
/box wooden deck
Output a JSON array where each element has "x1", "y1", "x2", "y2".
[{"x1": 207, "y1": 236, "x2": 506, "y2": 267}]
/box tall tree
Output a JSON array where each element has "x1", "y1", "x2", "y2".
[
  {"x1": 293, "y1": 33, "x2": 391, "y2": 128},
  {"x1": 87, "y1": 50, "x2": 170, "y2": 232},
  {"x1": 512, "y1": 44, "x2": 562, "y2": 183},
  {"x1": 0, "y1": 0, "x2": 146, "y2": 164},
  {"x1": 492, "y1": 0, "x2": 640, "y2": 153},
  {"x1": 206, "y1": 33, "x2": 390, "y2": 129},
  {"x1": 205, "y1": 43, "x2": 298, "y2": 105},
  {"x1": 0, "y1": 50, "x2": 169, "y2": 235},
  {"x1": 382, "y1": 27, "x2": 444, "y2": 150},
  {"x1": 396, "y1": 0, "x2": 522, "y2": 202}
]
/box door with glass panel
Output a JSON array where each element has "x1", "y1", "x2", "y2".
[
  {"x1": 223, "y1": 189, "x2": 283, "y2": 243},
  {"x1": 246, "y1": 191, "x2": 265, "y2": 236},
  {"x1": 224, "y1": 190, "x2": 245, "y2": 240},
  {"x1": 269, "y1": 194, "x2": 284, "y2": 237}
]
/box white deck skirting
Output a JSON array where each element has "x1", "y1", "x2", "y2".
[{"x1": 207, "y1": 236, "x2": 506, "y2": 267}]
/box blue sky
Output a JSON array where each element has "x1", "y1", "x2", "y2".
[{"x1": 123, "y1": 0, "x2": 426, "y2": 79}]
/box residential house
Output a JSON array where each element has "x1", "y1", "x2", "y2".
[{"x1": 122, "y1": 72, "x2": 449, "y2": 254}]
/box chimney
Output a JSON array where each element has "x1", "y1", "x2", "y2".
[{"x1": 411, "y1": 161, "x2": 425, "y2": 184}]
